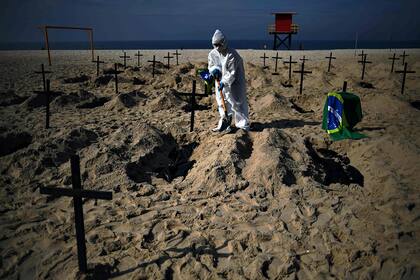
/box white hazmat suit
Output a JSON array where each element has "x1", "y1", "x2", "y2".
[{"x1": 208, "y1": 30, "x2": 250, "y2": 131}]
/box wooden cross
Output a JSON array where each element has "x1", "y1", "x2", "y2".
[
  {"x1": 271, "y1": 52, "x2": 282, "y2": 75},
  {"x1": 34, "y1": 64, "x2": 52, "y2": 92},
  {"x1": 148, "y1": 55, "x2": 159, "y2": 77},
  {"x1": 40, "y1": 155, "x2": 112, "y2": 273},
  {"x1": 173, "y1": 50, "x2": 181, "y2": 66},
  {"x1": 300, "y1": 55, "x2": 309, "y2": 63},
  {"x1": 395, "y1": 63, "x2": 416, "y2": 94},
  {"x1": 260, "y1": 53, "x2": 269, "y2": 69},
  {"x1": 325, "y1": 52, "x2": 336, "y2": 72},
  {"x1": 91, "y1": 55, "x2": 104, "y2": 76},
  {"x1": 164, "y1": 52, "x2": 174, "y2": 69},
  {"x1": 33, "y1": 79, "x2": 51, "y2": 128},
  {"x1": 283, "y1": 56, "x2": 297, "y2": 82},
  {"x1": 134, "y1": 51, "x2": 143, "y2": 67},
  {"x1": 119, "y1": 51, "x2": 131, "y2": 69},
  {"x1": 190, "y1": 80, "x2": 196, "y2": 132},
  {"x1": 107, "y1": 63, "x2": 124, "y2": 94},
  {"x1": 357, "y1": 50, "x2": 365, "y2": 61},
  {"x1": 400, "y1": 51, "x2": 409, "y2": 65},
  {"x1": 293, "y1": 61, "x2": 312, "y2": 95},
  {"x1": 342, "y1": 81, "x2": 348, "y2": 92},
  {"x1": 358, "y1": 54, "x2": 372, "y2": 80},
  {"x1": 388, "y1": 53, "x2": 399, "y2": 73}
]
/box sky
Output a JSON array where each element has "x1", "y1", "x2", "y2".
[{"x1": 1, "y1": 0, "x2": 420, "y2": 42}]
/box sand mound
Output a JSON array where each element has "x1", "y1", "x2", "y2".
[
  {"x1": 106, "y1": 90, "x2": 147, "y2": 110},
  {"x1": 76, "y1": 96, "x2": 111, "y2": 109},
  {"x1": 149, "y1": 90, "x2": 185, "y2": 112},
  {"x1": 0, "y1": 131, "x2": 32, "y2": 157},
  {"x1": 94, "y1": 75, "x2": 113, "y2": 86},
  {"x1": 0, "y1": 90, "x2": 28, "y2": 106},
  {"x1": 23, "y1": 90, "x2": 62, "y2": 109},
  {"x1": 52, "y1": 89, "x2": 95, "y2": 107},
  {"x1": 41, "y1": 128, "x2": 98, "y2": 166},
  {"x1": 256, "y1": 92, "x2": 291, "y2": 112},
  {"x1": 63, "y1": 74, "x2": 90, "y2": 84}
]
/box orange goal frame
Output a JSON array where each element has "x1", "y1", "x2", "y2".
[{"x1": 40, "y1": 25, "x2": 95, "y2": 66}]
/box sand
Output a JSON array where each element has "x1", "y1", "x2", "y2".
[{"x1": 0, "y1": 48, "x2": 419, "y2": 279}]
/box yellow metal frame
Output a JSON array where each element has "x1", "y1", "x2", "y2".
[{"x1": 39, "y1": 25, "x2": 95, "y2": 66}]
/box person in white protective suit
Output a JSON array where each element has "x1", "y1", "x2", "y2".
[{"x1": 208, "y1": 29, "x2": 250, "y2": 132}]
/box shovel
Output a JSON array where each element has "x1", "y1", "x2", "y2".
[{"x1": 216, "y1": 80, "x2": 232, "y2": 131}]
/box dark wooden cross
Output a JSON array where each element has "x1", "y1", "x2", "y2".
[
  {"x1": 260, "y1": 53, "x2": 269, "y2": 69},
  {"x1": 342, "y1": 81, "x2": 348, "y2": 92},
  {"x1": 300, "y1": 55, "x2": 309, "y2": 63},
  {"x1": 164, "y1": 52, "x2": 174, "y2": 69},
  {"x1": 400, "y1": 51, "x2": 409, "y2": 65},
  {"x1": 388, "y1": 53, "x2": 399, "y2": 73},
  {"x1": 325, "y1": 52, "x2": 336, "y2": 72},
  {"x1": 271, "y1": 52, "x2": 282, "y2": 75},
  {"x1": 173, "y1": 50, "x2": 181, "y2": 66},
  {"x1": 91, "y1": 55, "x2": 104, "y2": 76},
  {"x1": 40, "y1": 155, "x2": 112, "y2": 273},
  {"x1": 293, "y1": 61, "x2": 312, "y2": 95},
  {"x1": 107, "y1": 63, "x2": 124, "y2": 94},
  {"x1": 358, "y1": 54, "x2": 372, "y2": 80},
  {"x1": 134, "y1": 51, "x2": 143, "y2": 67},
  {"x1": 148, "y1": 55, "x2": 159, "y2": 77},
  {"x1": 283, "y1": 56, "x2": 297, "y2": 82},
  {"x1": 119, "y1": 51, "x2": 131, "y2": 69},
  {"x1": 190, "y1": 80, "x2": 196, "y2": 132},
  {"x1": 34, "y1": 63, "x2": 52, "y2": 92},
  {"x1": 358, "y1": 50, "x2": 365, "y2": 61},
  {"x1": 395, "y1": 63, "x2": 416, "y2": 94},
  {"x1": 33, "y1": 79, "x2": 51, "y2": 128}
]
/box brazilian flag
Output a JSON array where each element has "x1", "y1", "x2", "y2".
[
  {"x1": 322, "y1": 91, "x2": 367, "y2": 141},
  {"x1": 197, "y1": 69, "x2": 214, "y2": 95}
]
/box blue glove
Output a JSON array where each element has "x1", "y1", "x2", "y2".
[
  {"x1": 211, "y1": 69, "x2": 222, "y2": 80},
  {"x1": 219, "y1": 81, "x2": 224, "y2": 91}
]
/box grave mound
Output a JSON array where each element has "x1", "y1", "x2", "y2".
[
  {"x1": 52, "y1": 89, "x2": 95, "y2": 107},
  {"x1": 133, "y1": 77, "x2": 147, "y2": 85},
  {"x1": 149, "y1": 90, "x2": 185, "y2": 112},
  {"x1": 0, "y1": 90, "x2": 28, "y2": 107},
  {"x1": 40, "y1": 128, "x2": 98, "y2": 167},
  {"x1": 95, "y1": 75, "x2": 113, "y2": 86},
  {"x1": 0, "y1": 131, "x2": 32, "y2": 157},
  {"x1": 63, "y1": 74, "x2": 90, "y2": 84},
  {"x1": 23, "y1": 90, "x2": 62, "y2": 109},
  {"x1": 77, "y1": 96, "x2": 111, "y2": 109},
  {"x1": 106, "y1": 91, "x2": 146, "y2": 110}
]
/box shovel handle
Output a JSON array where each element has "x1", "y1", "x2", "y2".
[{"x1": 217, "y1": 80, "x2": 228, "y2": 116}]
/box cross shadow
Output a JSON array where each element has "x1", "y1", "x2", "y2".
[
  {"x1": 250, "y1": 119, "x2": 320, "y2": 132},
  {"x1": 97, "y1": 240, "x2": 232, "y2": 279}
]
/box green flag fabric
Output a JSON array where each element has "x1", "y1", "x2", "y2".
[{"x1": 322, "y1": 91, "x2": 367, "y2": 141}]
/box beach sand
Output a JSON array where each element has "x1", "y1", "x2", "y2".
[{"x1": 0, "y1": 48, "x2": 420, "y2": 279}]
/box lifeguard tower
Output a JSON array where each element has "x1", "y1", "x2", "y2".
[{"x1": 268, "y1": 12, "x2": 299, "y2": 50}]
